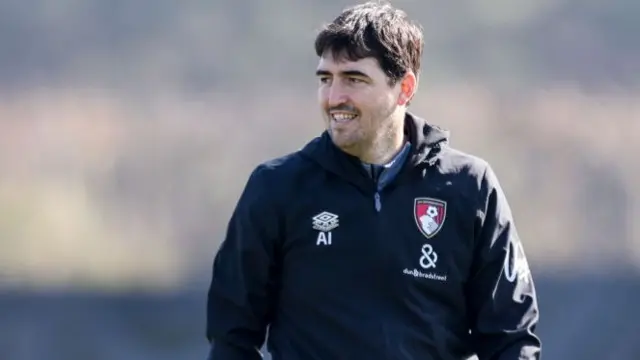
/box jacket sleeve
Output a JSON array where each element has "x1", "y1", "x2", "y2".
[
  {"x1": 206, "y1": 165, "x2": 281, "y2": 360},
  {"x1": 466, "y1": 163, "x2": 541, "y2": 360}
]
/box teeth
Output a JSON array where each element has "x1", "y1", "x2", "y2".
[{"x1": 331, "y1": 113, "x2": 357, "y2": 122}]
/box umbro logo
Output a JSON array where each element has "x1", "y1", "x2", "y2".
[
  {"x1": 312, "y1": 211, "x2": 339, "y2": 232},
  {"x1": 312, "y1": 211, "x2": 338, "y2": 246}
]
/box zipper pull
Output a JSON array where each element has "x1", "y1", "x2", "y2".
[{"x1": 374, "y1": 192, "x2": 381, "y2": 212}]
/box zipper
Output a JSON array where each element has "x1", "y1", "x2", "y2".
[
  {"x1": 372, "y1": 169, "x2": 382, "y2": 213},
  {"x1": 372, "y1": 163, "x2": 420, "y2": 213}
]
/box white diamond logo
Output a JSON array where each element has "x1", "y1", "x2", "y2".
[{"x1": 312, "y1": 211, "x2": 339, "y2": 232}]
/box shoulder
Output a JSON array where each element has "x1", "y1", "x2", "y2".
[
  {"x1": 434, "y1": 145, "x2": 505, "y2": 201},
  {"x1": 437, "y1": 146, "x2": 490, "y2": 182},
  {"x1": 242, "y1": 148, "x2": 317, "y2": 203},
  {"x1": 249, "y1": 148, "x2": 315, "y2": 185}
]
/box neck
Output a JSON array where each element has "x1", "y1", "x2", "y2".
[{"x1": 355, "y1": 121, "x2": 406, "y2": 165}]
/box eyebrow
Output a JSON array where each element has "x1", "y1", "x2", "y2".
[{"x1": 315, "y1": 69, "x2": 371, "y2": 79}]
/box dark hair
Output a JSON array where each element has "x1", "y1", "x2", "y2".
[{"x1": 314, "y1": 1, "x2": 424, "y2": 85}]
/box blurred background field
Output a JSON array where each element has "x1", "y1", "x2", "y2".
[{"x1": 0, "y1": 0, "x2": 638, "y2": 359}]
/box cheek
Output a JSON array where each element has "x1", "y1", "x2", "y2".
[
  {"x1": 387, "y1": 89, "x2": 402, "y2": 106},
  {"x1": 368, "y1": 93, "x2": 396, "y2": 113},
  {"x1": 318, "y1": 88, "x2": 329, "y2": 107}
]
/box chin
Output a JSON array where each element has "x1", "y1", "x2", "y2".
[{"x1": 329, "y1": 133, "x2": 360, "y2": 151}]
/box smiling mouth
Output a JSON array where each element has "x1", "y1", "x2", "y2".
[{"x1": 330, "y1": 112, "x2": 358, "y2": 123}]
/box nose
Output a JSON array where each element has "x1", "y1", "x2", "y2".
[{"x1": 326, "y1": 82, "x2": 349, "y2": 108}]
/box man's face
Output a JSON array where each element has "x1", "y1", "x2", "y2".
[{"x1": 316, "y1": 52, "x2": 404, "y2": 153}]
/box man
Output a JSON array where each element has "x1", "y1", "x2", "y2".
[{"x1": 206, "y1": 1, "x2": 541, "y2": 359}]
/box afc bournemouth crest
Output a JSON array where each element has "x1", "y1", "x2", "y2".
[{"x1": 414, "y1": 197, "x2": 447, "y2": 239}]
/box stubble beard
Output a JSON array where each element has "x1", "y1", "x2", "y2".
[
  {"x1": 364, "y1": 120, "x2": 398, "y2": 164},
  {"x1": 328, "y1": 113, "x2": 401, "y2": 164},
  {"x1": 328, "y1": 126, "x2": 364, "y2": 155},
  {"x1": 359, "y1": 104, "x2": 405, "y2": 164}
]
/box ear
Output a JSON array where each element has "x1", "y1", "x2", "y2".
[{"x1": 397, "y1": 71, "x2": 417, "y2": 106}]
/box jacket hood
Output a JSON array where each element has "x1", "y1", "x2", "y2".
[
  {"x1": 299, "y1": 112, "x2": 449, "y2": 188},
  {"x1": 402, "y1": 112, "x2": 450, "y2": 165}
]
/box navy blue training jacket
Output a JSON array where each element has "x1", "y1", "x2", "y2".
[{"x1": 206, "y1": 113, "x2": 541, "y2": 360}]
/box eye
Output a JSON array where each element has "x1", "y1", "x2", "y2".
[
  {"x1": 347, "y1": 77, "x2": 367, "y2": 86},
  {"x1": 318, "y1": 76, "x2": 331, "y2": 84}
]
